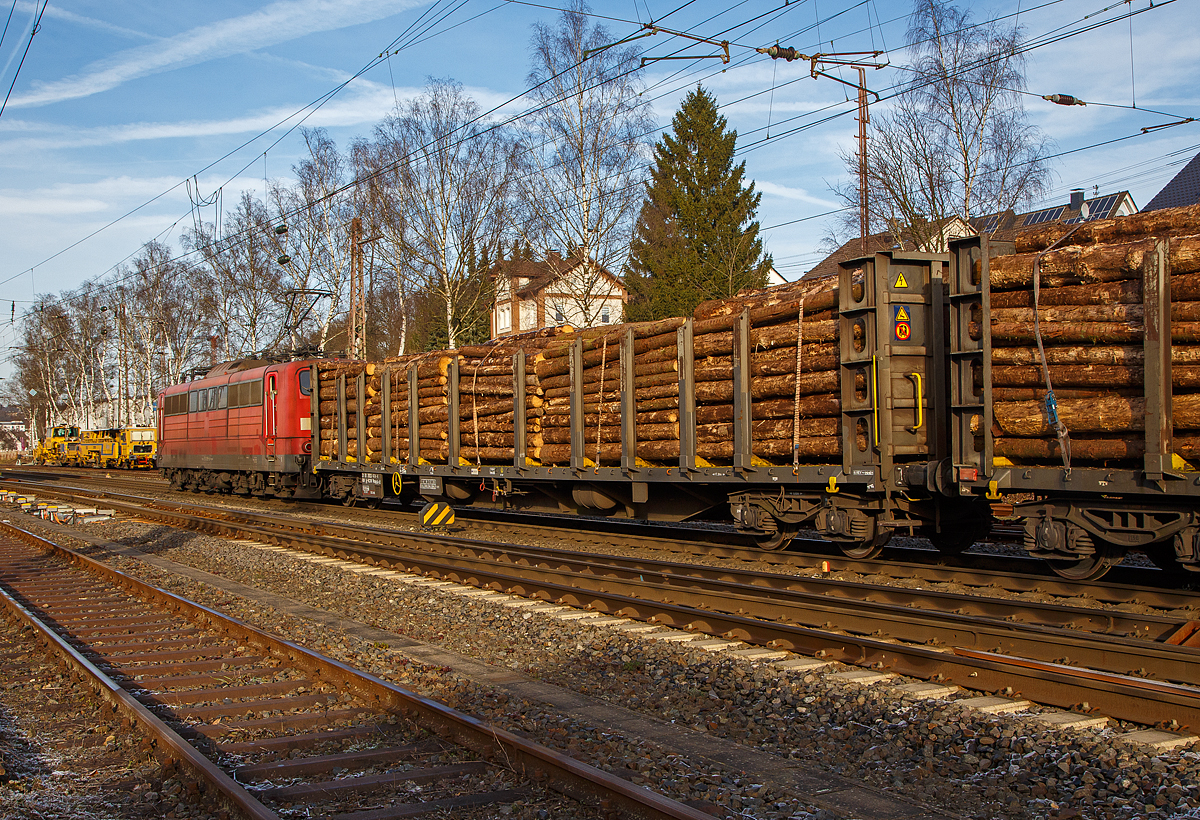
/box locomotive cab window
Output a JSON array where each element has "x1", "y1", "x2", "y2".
[{"x1": 299, "y1": 369, "x2": 311, "y2": 396}]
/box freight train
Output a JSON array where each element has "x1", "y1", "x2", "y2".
[{"x1": 157, "y1": 231, "x2": 1200, "y2": 581}]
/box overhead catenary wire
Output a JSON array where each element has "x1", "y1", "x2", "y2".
[
  {"x1": 6, "y1": 0, "x2": 1189, "y2": 325},
  {"x1": 0, "y1": 0, "x2": 19, "y2": 55},
  {"x1": 0, "y1": 0, "x2": 46, "y2": 122}
]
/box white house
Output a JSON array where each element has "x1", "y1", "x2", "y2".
[{"x1": 491, "y1": 251, "x2": 627, "y2": 339}]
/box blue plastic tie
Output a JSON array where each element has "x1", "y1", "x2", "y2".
[{"x1": 1044, "y1": 390, "x2": 1060, "y2": 428}]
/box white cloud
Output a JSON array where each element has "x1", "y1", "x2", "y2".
[
  {"x1": 0, "y1": 195, "x2": 108, "y2": 216},
  {"x1": 9, "y1": 0, "x2": 430, "y2": 108},
  {"x1": 21, "y1": 0, "x2": 159, "y2": 41},
  {"x1": 2, "y1": 80, "x2": 522, "y2": 152},
  {"x1": 756, "y1": 180, "x2": 841, "y2": 209},
  {"x1": 0, "y1": 176, "x2": 188, "y2": 217}
]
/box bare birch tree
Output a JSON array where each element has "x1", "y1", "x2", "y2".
[
  {"x1": 380, "y1": 78, "x2": 514, "y2": 349},
  {"x1": 183, "y1": 190, "x2": 289, "y2": 359},
  {"x1": 831, "y1": 0, "x2": 1051, "y2": 251},
  {"x1": 283, "y1": 128, "x2": 353, "y2": 353},
  {"x1": 519, "y1": 0, "x2": 653, "y2": 325}
]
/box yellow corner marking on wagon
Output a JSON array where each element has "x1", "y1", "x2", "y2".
[
  {"x1": 826, "y1": 476, "x2": 839, "y2": 494},
  {"x1": 894, "y1": 271, "x2": 909, "y2": 289}
]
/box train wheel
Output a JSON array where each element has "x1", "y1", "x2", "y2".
[
  {"x1": 838, "y1": 529, "x2": 893, "y2": 560},
  {"x1": 753, "y1": 526, "x2": 797, "y2": 550},
  {"x1": 1046, "y1": 544, "x2": 1122, "y2": 581}
]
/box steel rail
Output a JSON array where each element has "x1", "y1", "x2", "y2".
[
  {"x1": 0, "y1": 520, "x2": 716, "y2": 820},
  {"x1": 218, "y1": 507, "x2": 1185, "y2": 640},
  {"x1": 15, "y1": 487, "x2": 1200, "y2": 730},
  {"x1": 6, "y1": 480, "x2": 1196, "y2": 647},
  {"x1": 5, "y1": 473, "x2": 1193, "y2": 609},
  {"x1": 0, "y1": 528, "x2": 280, "y2": 820}
]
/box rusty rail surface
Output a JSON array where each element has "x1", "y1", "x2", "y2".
[
  {"x1": 0, "y1": 521, "x2": 715, "y2": 820},
  {"x1": 4, "y1": 471, "x2": 1192, "y2": 608}
]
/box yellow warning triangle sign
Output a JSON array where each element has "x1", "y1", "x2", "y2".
[
  {"x1": 895, "y1": 306, "x2": 910, "y2": 322},
  {"x1": 894, "y1": 271, "x2": 909, "y2": 288}
]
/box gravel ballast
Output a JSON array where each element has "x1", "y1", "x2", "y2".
[{"x1": 4, "y1": 505, "x2": 1200, "y2": 820}]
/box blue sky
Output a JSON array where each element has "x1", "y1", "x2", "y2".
[{"x1": 0, "y1": 0, "x2": 1198, "y2": 355}]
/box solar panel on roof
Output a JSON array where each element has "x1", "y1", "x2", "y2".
[
  {"x1": 1089, "y1": 193, "x2": 1119, "y2": 218},
  {"x1": 1064, "y1": 194, "x2": 1122, "y2": 224},
  {"x1": 1023, "y1": 206, "x2": 1064, "y2": 227},
  {"x1": 977, "y1": 214, "x2": 1000, "y2": 234}
]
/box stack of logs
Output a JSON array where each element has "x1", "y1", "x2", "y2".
[
  {"x1": 536, "y1": 317, "x2": 685, "y2": 465},
  {"x1": 690, "y1": 281, "x2": 842, "y2": 463},
  {"x1": 456, "y1": 329, "x2": 564, "y2": 465},
  {"x1": 978, "y1": 202, "x2": 1200, "y2": 464},
  {"x1": 314, "y1": 203, "x2": 1200, "y2": 470},
  {"x1": 317, "y1": 359, "x2": 384, "y2": 462}
]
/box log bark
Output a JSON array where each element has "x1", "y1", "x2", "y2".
[
  {"x1": 991, "y1": 346, "x2": 1146, "y2": 366},
  {"x1": 695, "y1": 371, "x2": 838, "y2": 402},
  {"x1": 541, "y1": 319, "x2": 685, "y2": 359},
  {"x1": 979, "y1": 321, "x2": 1145, "y2": 345},
  {"x1": 458, "y1": 431, "x2": 521, "y2": 448},
  {"x1": 316, "y1": 362, "x2": 375, "y2": 378},
  {"x1": 989, "y1": 241, "x2": 1149, "y2": 291},
  {"x1": 695, "y1": 396, "x2": 840, "y2": 423},
  {"x1": 987, "y1": 394, "x2": 1200, "y2": 436},
  {"x1": 990, "y1": 387, "x2": 1141, "y2": 401},
  {"x1": 459, "y1": 446, "x2": 543, "y2": 463},
  {"x1": 990, "y1": 279, "x2": 1142, "y2": 308},
  {"x1": 696, "y1": 437, "x2": 839, "y2": 460},
  {"x1": 993, "y1": 437, "x2": 1145, "y2": 461},
  {"x1": 991, "y1": 304, "x2": 1143, "y2": 324},
  {"x1": 697, "y1": 417, "x2": 839, "y2": 441},
  {"x1": 990, "y1": 365, "x2": 1200, "y2": 389},
  {"x1": 693, "y1": 286, "x2": 838, "y2": 322},
  {"x1": 693, "y1": 320, "x2": 837, "y2": 358}
]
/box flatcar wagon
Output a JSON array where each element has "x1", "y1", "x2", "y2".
[{"x1": 158, "y1": 201, "x2": 1200, "y2": 580}]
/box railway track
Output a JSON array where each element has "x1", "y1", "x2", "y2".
[
  {"x1": 7, "y1": 482, "x2": 1200, "y2": 736},
  {"x1": 4, "y1": 467, "x2": 1188, "y2": 597},
  {"x1": 0, "y1": 520, "x2": 714, "y2": 820}
]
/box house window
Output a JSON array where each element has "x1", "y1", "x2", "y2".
[
  {"x1": 554, "y1": 304, "x2": 564, "y2": 324},
  {"x1": 601, "y1": 306, "x2": 610, "y2": 324}
]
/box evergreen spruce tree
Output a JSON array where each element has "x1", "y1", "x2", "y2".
[{"x1": 624, "y1": 86, "x2": 771, "y2": 321}]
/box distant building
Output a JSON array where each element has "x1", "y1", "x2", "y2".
[
  {"x1": 491, "y1": 251, "x2": 626, "y2": 339},
  {"x1": 803, "y1": 215, "x2": 974, "y2": 281},
  {"x1": 967, "y1": 190, "x2": 1137, "y2": 240},
  {"x1": 801, "y1": 191, "x2": 1137, "y2": 281},
  {"x1": 1142, "y1": 152, "x2": 1200, "y2": 212}
]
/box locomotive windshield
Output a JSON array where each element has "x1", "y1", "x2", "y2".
[{"x1": 299, "y1": 369, "x2": 311, "y2": 396}]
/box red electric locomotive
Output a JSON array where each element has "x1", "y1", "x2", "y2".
[{"x1": 157, "y1": 358, "x2": 320, "y2": 498}]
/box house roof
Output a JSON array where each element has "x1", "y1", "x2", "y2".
[
  {"x1": 803, "y1": 233, "x2": 920, "y2": 281},
  {"x1": 801, "y1": 191, "x2": 1137, "y2": 281},
  {"x1": 491, "y1": 251, "x2": 624, "y2": 298},
  {"x1": 967, "y1": 191, "x2": 1136, "y2": 241},
  {"x1": 1143, "y1": 151, "x2": 1200, "y2": 212}
]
